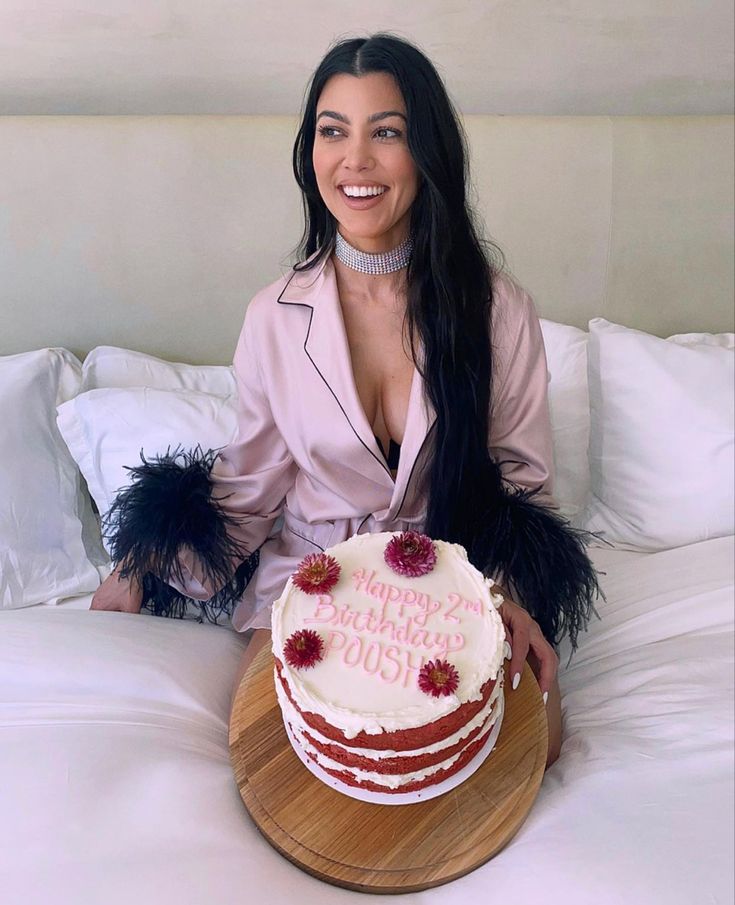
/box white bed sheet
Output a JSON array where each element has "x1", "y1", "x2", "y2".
[{"x1": 1, "y1": 538, "x2": 733, "y2": 905}]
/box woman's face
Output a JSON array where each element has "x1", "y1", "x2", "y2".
[{"x1": 312, "y1": 72, "x2": 419, "y2": 254}]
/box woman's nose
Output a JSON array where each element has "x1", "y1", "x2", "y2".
[{"x1": 343, "y1": 136, "x2": 374, "y2": 171}]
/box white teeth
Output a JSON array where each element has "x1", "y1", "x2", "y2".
[{"x1": 342, "y1": 185, "x2": 386, "y2": 197}]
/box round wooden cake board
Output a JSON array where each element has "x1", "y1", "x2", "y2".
[{"x1": 229, "y1": 646, "x2": 548, "y2": 894}]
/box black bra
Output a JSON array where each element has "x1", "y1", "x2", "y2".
[{"x1": 375, "y1": 435, "x2": 401, "y2": 471}]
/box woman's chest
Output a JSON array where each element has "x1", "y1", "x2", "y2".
[
  {"x1": 253, "y1": 281, "x2": 432, "y2": 493},
  {"x1": 338, "y1": 295, "x2": 415, "y2": 451}
]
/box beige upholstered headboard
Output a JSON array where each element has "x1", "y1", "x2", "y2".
[{"x1": 1, "y1": 115, "x2": 732, "y2": 364}]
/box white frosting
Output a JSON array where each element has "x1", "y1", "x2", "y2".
[
  {"x1": 289, "y1": 697, "x2": 502, "y2": 790},
  {"x1": 275, "y1": 665, "x2": 504, "y2": 760},
  {"x1": 272, "y1": 532, "x2": 506, "y2": 738}
]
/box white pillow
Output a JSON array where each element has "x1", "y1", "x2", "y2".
[
  {"x1": 539, "y1": 319, "x2": 590, "y2": 519},
  {"x1": 81, "y1": 346, "x2": 236, "y2": 396},
  {"x1": 56, "y1": 387, "x2": 239, "y2": 553},
  {"x1": 666, "y1": 332, "x2": 735, "y2": 350},
  {"x1": 0, "y1": 349, "x2": 102, "y2": 608},
  {"x1": 579, "y1": 318, "x2": 735, "y2": 551}
]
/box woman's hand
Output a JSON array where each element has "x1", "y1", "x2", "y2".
[
  {"x1": 497, "y1": 591, "x2": 559, "y2": 702},
  {"x1": 90, "y1": 564, "x2": 144, "y2": 614}
]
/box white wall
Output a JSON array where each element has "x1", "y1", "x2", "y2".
[
  {"x1": 0, "y1": 0, "x2": 732, "y2": 115},
  {"x1": 1, "y1": 4, "x2": 732, "y2": 361},
  {"x1": 1, "y1": 115, "x2": 732, "y2": 362}
]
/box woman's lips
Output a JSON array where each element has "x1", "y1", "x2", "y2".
[{"x1": 338, "y1": 186, "x2": 389, "y2": 210}]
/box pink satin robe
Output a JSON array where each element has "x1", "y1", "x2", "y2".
[{"x1": 175, "y1": 254, "x2": 555, "y2": 632}]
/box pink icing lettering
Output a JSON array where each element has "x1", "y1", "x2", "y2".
[
  {"x1": 351, "y1": 568, "x2": 375, "y2": 595},
  {"x1": 394, "y1": 617, "x2": 414, "y2": 645},
  {"x1": 351, "y1": 570, "x2": 453, "y2": 626},
  {"x1": 363, "y1": 641, "x2": 382, "y2": 675},
  {"x1": 402, "y1": 649, "x2": 426, "y2": 689},
  {"x1": 432, "y1": 632, "x2": 466, "y2": 654},
  {"x1": 302, "y1": 580, "x2": 471, "y2": 683},
  {"x1": 410, "y1": 628, "x2": 429, "y2": 648},
  {"x1": 343, "y1": 636, "x2": 363, "y2": 667},
  {"x1": 446, "y1": 633, "x2": 466, "y2": 652},
  {"x1": 337, "y1": 603, "x2": 356, "y2": 628},
  {"x1": 379, "y1": 646, "x2": 402, "y2": 684},
  {"x1": 352, "y1": 608, "x2": 374, "y2": 632},
  {"x1": 324, "y1": 631, "x2": 347, "y2": 655},
  {"x1": 411, "y1": 628, "x2": 457, "y2": 652},
  {"x1": 417, "y1": 593, "x2": 431, "y2": 613},
  {"x1": 412, "y1": 596, "x2": 442, "y2": 627},
  {"x1": 368, "y1": 572, "x2": 385, "y2": 599},
  {"x1": 377, "y1": 618, "x2": 396, "y2": 640},
  {"x1": 443, "y1": 592, "x2": 463, "y2": 623},
  {"x1": 368, "y1": 581, "x2": 383, "y2": 601},
  {"x1": 398, "y1": 589, "x2": 416, "y2": 615},
  {"x1": 304, "y1": 595, "x2": 336, "y2": 625}
]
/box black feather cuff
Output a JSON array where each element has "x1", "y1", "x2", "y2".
[
  {"x1": 102, "y1": 445, "x2": 257, "y2": 624},
  {"x1": 471, "y1": 478, "x2": 603, "y2": 652},
  {"x1": 140, "y1": 552, "x2": 259, "y2": 624}
]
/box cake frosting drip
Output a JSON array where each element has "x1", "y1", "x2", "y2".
[{"x1": 272, "y1": 532, "x2": 505, "y2": 738}]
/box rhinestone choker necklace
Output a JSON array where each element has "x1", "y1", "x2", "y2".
[{"x1": 334, "y1": 231, "x2": 413, "y2": 275}]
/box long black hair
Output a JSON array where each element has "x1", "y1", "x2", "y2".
[
  {"x1": 291, "y1": 34, "x2": 600, "y2": 650},
  {"x1": 292, "y1": 33, "x2": 503, "y2": 553}
]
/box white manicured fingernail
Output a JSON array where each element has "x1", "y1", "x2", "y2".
[
  {"x1": 512, "y1": 672, "x2": 521, "y2": 690},
  {"x1": 503, "y1": 641, "x2": 512, "y2": 660},
  {"x1": 543, "y1": 691, "x2": 549, "y2": 706}
]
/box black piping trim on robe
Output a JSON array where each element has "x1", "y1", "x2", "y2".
[{"x1": 102, "y1": 445, "x2": 258, "y2": 625}]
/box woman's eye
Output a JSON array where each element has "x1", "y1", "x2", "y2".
[
  {"x1": 316, "y1": 125, "x2": 402, "y2": 141},
  {"x1": 317, "y1": 125, "x2": 342, "y2": 139}
]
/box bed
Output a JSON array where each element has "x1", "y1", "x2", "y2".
[
  {"x1": 1, "y1": 115, "x2": 733, "y2": 904},
  {"x1": 2, "y1": 538, "x2": 732, "y2": 904}
]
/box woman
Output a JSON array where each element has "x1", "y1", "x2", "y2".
[{"x1": 92, "y1": 34, "x2": 599, "y2": 768}]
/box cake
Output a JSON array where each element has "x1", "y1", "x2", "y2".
[{"x1": 271, "y1": 530, "x2": 506, "y2": 796}]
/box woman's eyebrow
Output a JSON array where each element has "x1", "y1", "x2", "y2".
[
  {"x1": 316, "y1": 110, "x2": 349, "y2": 123},
  {"x1": 316, "y1": 110, "x2": 407, "y2": 124},
  {"x1": 369, "y1": 110, "x2": 407, "y2": 124}
]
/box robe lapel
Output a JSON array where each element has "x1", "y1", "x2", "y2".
[
  {"x1": 389, "y1": 360, "x2": 436, "y2": 520},
  {"x1": 277, "y1": 254, "x2": 437, "y2": 518}
]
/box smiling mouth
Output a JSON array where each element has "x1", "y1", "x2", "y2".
[{"x1": 339, "y1": 185, "x2": 388, "y2": 198}]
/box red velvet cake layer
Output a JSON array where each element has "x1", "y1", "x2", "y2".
[
  {"x1": 304, "y1": 723, "x2": 496, "y2": 793},
  {"x1": 275, "y1": 657, "x2": 496, "y2": 751},
  {"x1": 300, "y1": 717, "x2": 488, "y2": 774}
]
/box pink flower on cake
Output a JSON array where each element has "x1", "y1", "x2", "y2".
[
  {"x1": 292, "y1": 553, "x2": 341, "y2": 594},
  {"x1": 283, "y1": 629, "x2": 325, "y2": 670},
  {"x1": 384, "y1": 531, "x2": 437, "y2": 577},
  {"x1": 418, "y1": 660, "x2": 460, "y2": 697}
]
